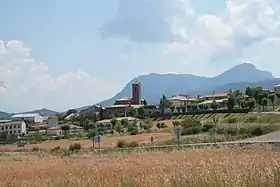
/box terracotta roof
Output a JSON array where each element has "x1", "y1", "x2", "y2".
[
  {"x1": 169, "y1": 95, "x2": 198, "y2": 101},
  {"x1": 200, "y1": 92, "x2": 229, "y2": 99}
]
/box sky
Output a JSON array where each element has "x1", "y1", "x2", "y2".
[{"x1": 1, "y1": 0, "x2": 280, "y2": 112}]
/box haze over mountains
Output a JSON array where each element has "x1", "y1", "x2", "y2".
[{"x1": 0, "y1": 63, "x2": 279, "y2": 118}]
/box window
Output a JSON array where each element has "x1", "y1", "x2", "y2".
[
  {"x1": 18, "y1": 125, "x2": 20, "y2": 128},
  {"x1": 1, "y1": 127, "x2": 4, "y2": 130},
  {"x1": 10, "y1": 131, "x2": 12, "y2": 134},
  {"x1": 10, "y1": 126, "x2": 12, "y2": 129},
  {"x1": 5, "y1": 126, "x2": 8, "y2": 129},
  {"x1": 14, "y1": 125, "x2": 16, "y2": 128},
  {"x1": 14, "y1": 130, "x2": 16, "y2": 133},
  {"x1": 18, "y1": 130, "x2": 20, "y2": 133}
]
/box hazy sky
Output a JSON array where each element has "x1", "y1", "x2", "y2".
[{"x1": 1, "y1": 0, "x2": 280, "y2": 112}]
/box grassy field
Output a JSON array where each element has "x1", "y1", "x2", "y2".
[
  {"x1": 153, "y1": 112, "x2": 280, "y2": 124},
  {"x1": 0, "y1": 146, "x2": 280, "y2": 186}
]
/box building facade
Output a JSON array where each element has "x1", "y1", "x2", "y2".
[
  {"x1": 168, "y1": 95, "x2": 199, "y2": 107},
  {"x1": 0, "y1": 121, "x2": 27, "y2": 138},
  {"x1": 274, "y1": 85, "x2": 280, "y2": 95},
  {"x1": 11, "y1": 113, "x2": 44, "y2": 123}
]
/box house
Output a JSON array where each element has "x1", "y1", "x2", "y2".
[
  {"x1": 199, "y1": 92, "x2": 230, "y2": 102},
  {"x1": 0, "y1": 121, "x2": 27, "y2": 138},
  {"x1": 46, "y1": 116, "x2": 58, "y2": 127},
  {"x1": 199, "y1": 99, "x2": 228, "y2": 109},
  {"x1": 46, "y1": 124, "x2": 84, "y2": 136},
  {"x1": 274, "y1": 84, "x2": 280, "y2": 95},
  {"x1": 95, "y1": 117, "x2": 141, "y2": 129},
  {"x1": 103, "y1": 104, "x2": 143, "y2": 118},
  {"x1": 11, "y1": 113, "x2": 43, "y2": 123},
  {"x1": 169, "y1": 95, "x2": 199, "y2": 107}
]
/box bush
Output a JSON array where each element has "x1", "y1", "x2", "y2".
[
  {"x1": 245, "y1": 116, "x2": 257, "y2": 123},
  {"x1": 69, "y1": 143, "x2": 82, "y2": 151},
  {"x1": 116, "y1": 140, "x2": 126, "y2": 148},
  {"x1": 227, "y1": 117, "x2": 238, "y2": 124},
  {"x1": 182, "y1": 126, "x2": 202, "y2": 135},
  {"x1": 172, "y1": 121, "x2": 181, "y2": 127},
  {"x1": 130, "y1": 128, "x2": 139, "y2": 135},
  {"x1": 143, "y1": 124, "x2": 152, "y2": 130},
  {"x1": 181, "y1": 118, "x2": 202, "y2": 128},
  {"x1": 31, "y1": 147, "x2": 40, "y2": 151},
  {"x1": 127, "y1": 141, "x2": 139, "y2": 147},
  {"x1": 202, "y1": 122, "x2": 215, "y2": 132},
  {"x1": 87, "y1": 130, "x2": 98, "y2": 138},
  {"x1": 51, "y1": 146, "x2": 60, "y2": 151}
]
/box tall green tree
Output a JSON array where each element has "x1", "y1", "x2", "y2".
[
  {"x1": 246, "y1": 98, "x2": 256, "y2": 112},
  {"x1": 227, "y1": 94, "x2": 235, "y2": 111},
  {"x1": 261, "y1": 98, "x2": 269, "y2": 111},
  {"x1": 159, "y1": 94, "x2": 171, "y2": 114},
  {"x1": 268, "y1": 93, "x2": 277, "y2": 110},
  {"x1": 137, "y1": 107, "x2": 145, "y2": 117},
  {"x1": 61, "y1": 125, "x2": 70, "y2": 135},
  {"x1": 110, "y1": 118, "x2": 118, "y2": 129}
]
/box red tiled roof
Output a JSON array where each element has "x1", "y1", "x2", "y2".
[{"x1": 200, "y1": 92, "x2": 229, "y2": 98}]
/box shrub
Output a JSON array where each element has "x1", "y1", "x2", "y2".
[
  {"x1": 249, "y1": 125, "x2": 263, "y2": 136},
  {"x1": 245, "y1": 116, "x2": 257, "y2": 123},
  {"x1": 181, "y1": 118, "x2": 202, "y2": 128},
  {"x1": 143, "y1": 124, "x2": 152, "y2": 130},
  {"x1": 172, "y1": 121, "x2": 181, "y2": 127},
  {"x1": 182, "y1": 126, "x2": 202, "y2": 135},
  {"x1": 127, "y1": 141, "x2": 139, "y2": 147},
  {"x1": 31, "y1": 147, "x2": 40, "y2": 151},
  {"x1": 130, "y1": 128, "x2": 139, "y2": 135},
  {"x1": 202, "y1": 122, "x2": 215, "y2": 132},
  {"x1": 51, "y1": 146, "x2": 60, "y2": 151},
  {"x1": 69, "y1": 143, "x2": 82, "y2": 151},
  {"x1": 87, "y1": 130, "x2": 98, "y2": 138},
  {"x1": 116, "y1": 140, "x2": 126, "y2": 148},
  {"x1": 227, "y1": 117, "x2": 238, "y2": 124}
]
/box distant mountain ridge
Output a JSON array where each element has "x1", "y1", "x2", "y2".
[
  {"x1": 0, "y1": 63, "x2": 278, "y2": 117},
  {"x1": 97, "y1": 63, "x2": 276, "y2": 106}
]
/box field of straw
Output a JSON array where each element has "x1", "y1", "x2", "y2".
[{"x1": 0, "y1": 146, "x2": 280, "y2": 186}]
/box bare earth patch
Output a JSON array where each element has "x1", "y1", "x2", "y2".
[{"x1": 0, "y1": 132, "x2": 173, "y2": 150}]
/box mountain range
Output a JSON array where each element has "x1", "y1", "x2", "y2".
[
  {"x1": 0, "y1": 63, "x2": 279, "y2": 118},
  {"x1": 97, "y1": 63, "x2": 277, "y2": 106}
]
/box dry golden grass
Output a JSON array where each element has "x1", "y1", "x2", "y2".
[
  {"x1": 0, "y1": 146, "x2": 280, "y2": 186},
  {"x1": 0, "y1": 132, "x2": 173, "y2": 151}
]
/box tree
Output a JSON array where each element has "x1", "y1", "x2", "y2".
[
  {"x1": 227, "y1": 94, "x2": 235, "y2": 111},
  {"x1": 186, "y1": 105, "x2": 192, "y2": 112},
  {"x1": 110, "y1": 118, "x2": 118, "y2": 129},
  {"x1": 66, "y1": 109, "x2": 77, "y2": 117},
  {"x1": 246, "y1": 98, "x2": 256, "y2": 112},
  {"x1": 181, "y1": 106, "x2": 186, "y2": 113},
  {"x1": 211, "y1": 101, "x2": 218, "y2": 110},
  {"x1": 233, "y1": 90, "x2": 243, "y2": 108},
  {"x1": 170, "y1": 106, "x2": 175, "y2": 113},
  {"x1": 159, "y1": 95, "x2": 172, "y2": 114},
  {"x1": 268, "y1": 93, "x2": 276, "y2": 110},
  {"x1": 121, "y1": 118, "x2": 129, "y2": 128},
  {"x1": 99, "y1": 106, "x2": 104, "y2": 120},
  {"x1": 61, "y1": 125, "x2": 70, "y2": 135},
  {"x1": 261, "y1": 98, "x2": 269, "y2": 111},
  {"x1": 137, "y1": 107, "x2": 145, "y2": 117},
  {"x1": 143, "y1": 99, "x2": 147, "y2": 105},
  {"x1": 176, "y1": 107, "x2": 181, "y2": 113},
  {"x1": 114, "y1": 121, "x2": 123, "y2": 134}
]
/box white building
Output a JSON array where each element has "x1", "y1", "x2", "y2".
[
  {"x1": 46, "y1": 124, "x2": 84, "y2": 136},
  {"x1": 0, "y1": 121, "x2": 27, "y2": 138},
  {"x1": 46, "y1": 116, "x2": 58, "y2": 127},
  {"x1": 11, "y1": 113, "x2": 43, "y2": 123},
  {"x1": 274, "y1": 85, "x2": 280, "y2": 95}
]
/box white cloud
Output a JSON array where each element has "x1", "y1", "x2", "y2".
[
  {"x1": 0, "y1": 40, "x2": 115, "y2": 112},
  {"x1": 163, "y1": 0, "x2": 280, "y2": 75}
]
